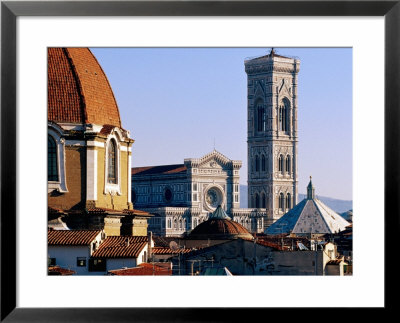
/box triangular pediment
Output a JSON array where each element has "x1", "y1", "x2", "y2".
[
  {"x1": 278, "y1": 79, "x2": 291, "y2": 99},
  {"x1": 254, "y1": 81, "x2": 265, "y2": 99},
  {"x1": 198, "y1": 150, "x2": 231, "y2": 169}
]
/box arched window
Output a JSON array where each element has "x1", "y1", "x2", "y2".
[
  {"x1": 255, "y1": 193, "x2": 260, "y2": 208},
  {"x1": 174, "y1": 219, "x2": 177, "y2": 229},
  {"x1": 278, "y1": 155, "x2": 284, "y2": 173},
  {"x1": 261, "y1": 192, "x2": 266, "y2": 208},
  {"x1": 279, "y1": 193, "x2": 285, "y2": 210},
  {"x1": 286, "y1": 155, "x2": 291, "y2": 174},
  {"x1": 107, "y1": 140, "x2": 117, "y2": 184},
  {"x1": 261, "y1": 155, "x2": 266, "y2": 172},
  {"x1": 255, "y1": 155, "x2": 260, "y2": 172},
  {"x1": 286, "y1": 193, "x2": 291, "y2": 210},
  {"x1": 256, "y1": 102, "x2": 265, "y2": 132},
  {"x1": 48, "y1": 135, "x2": 58, "y2": 181},
  {"x1": 279, "y1": 98, "x2": 290, "y2": 132},
  {"x1": 179, "y1": 219, "x2": 182, "y2": 230}
]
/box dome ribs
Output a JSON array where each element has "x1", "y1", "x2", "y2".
[{"x1": 48, "y1": 48, "x2": 121, "y2": 127}]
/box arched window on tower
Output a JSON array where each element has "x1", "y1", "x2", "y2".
[
  {"x1": 279, "y1": 98, "x2": 290, "y2": 133},
  {"x1": 286, "y1": 155, "x2": 291, "y2": 174},
  {"x1": 286, "y1": 193, "x2": 291, "y2": 210},
  {"x1": 261, "y1": 192, "x2": 266, "y2": 208},
  {"x1": 107, "y1": 139, "x2": 117, "y2": 184},
  {"x1": 261, "y1": 155, "x2": 266, "y2": 172},
  {"x1": 48, "y1": 135, "x2": 58, "y2": 181},
  {"x1": 278, "y1": 155, "x2": 284, "y2": 173},
  {"x1": 256, "y1": 102, "x2": 265, "y2": 132},
  {"x1": 255, "y1": 193, "x2": 260, "y2": 208},
  {"x1": 255, "y1": 155, "x2": 260, "y2": 172},
  {"x1": 279, "y1": 193, "x2": 285, "y2": 210}
]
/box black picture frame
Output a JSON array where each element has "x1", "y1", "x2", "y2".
[{"x1": 1, "y1": 0, "x2": 399, "y2": 321}]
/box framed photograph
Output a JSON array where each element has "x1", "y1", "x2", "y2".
[{"x1": 1, "y1": 0, "x2": 399, "y2": 321}]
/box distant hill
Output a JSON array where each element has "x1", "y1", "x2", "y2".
[{"x1": 240, "y1": 185, "x2": 352, "y2": 214}]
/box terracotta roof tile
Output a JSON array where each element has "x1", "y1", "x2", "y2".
[
  {"x1": 84, "y1": 207, "x2": 150, "y2": 217},
  {"x1": 48, "y1": 48, "x2": 121, "y2": 127},
  {"x1": 86, "y1": 207, "x2": 110, "y2": 214},
  {"x1": 48, "y1": 48, "x2": 84, "y2": 123},
  {"x1": 48, "y1": 230, "x2": 101, "y2": 245},
  {"x1": 132, "y1": 164, "x2": 187, "y2": 176},
  {"x1": 92, "y1": 236, "x2": 148, "y2": 258},
  {"x1": 189, "y1": 218, "x2": 253, "y2": 240},
  {"x1": 123, "y1": 209, "x2": 151, "y2": 216},
  {"x1": 108, "y1": 263, "x2": 172, "y2": 276},
  {"x1": 48, "y1": 266, "x2": 76, "y2": 275},
  {"x1": 99, "y1": 124, "x2": 116, "y2": 135},
  {"x1": 151, "y1": 247, "x2": 192, "y2": 255},
  {"x1": 256, "y1": 239, "x2": 286, "y2": 251}
]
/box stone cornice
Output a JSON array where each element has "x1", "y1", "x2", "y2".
[{"x1": 245, "y1": 63, "x2": 299, "y2": 75}]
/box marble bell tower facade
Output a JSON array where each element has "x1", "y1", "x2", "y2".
[{"x1": 245, "y1": 49, "x2": 300, "y2": 227}]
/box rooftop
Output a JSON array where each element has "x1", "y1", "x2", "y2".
[
  {"x1": 151, "y1": 246, "x2": 193, "y2": 255},
  {"x1": 92, "y1": 236, "x2": 148, "y2": 258},
  {"x1": 48, "y1": 48, "x2": 121, "y2": 127},
  {"x1": 265, "y1": 180, "x2": 350, "y2": 235},
  {"x1": 48, "y1": 230, "x2": 101, "y2": 246},
  {"x1": 108, "y1": 263, "x2": 172, "y2": 276},
  {"x1": 245, "y1": 48, "x2": 294, "y2": 62},
  {"x1": 132, "y1": 164, "x2": 187, "y2": 176},
  {"x1": 48, "y1": 266, "x2": 76, "y2": 275}
]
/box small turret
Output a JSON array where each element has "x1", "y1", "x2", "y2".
[{"x1": 307, "y1": 176, "x2": 315, "y2": 199}]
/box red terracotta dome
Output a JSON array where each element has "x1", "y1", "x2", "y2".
[
  {"x1": 189, "y1": 206, "x2": 253, "y2": 240},
  {"x1": 48, "y1": 48, "x2": 121, "y2": 127}
]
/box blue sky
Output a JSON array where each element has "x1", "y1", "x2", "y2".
[{"x1": 91, "y1": 47, "x2": 352, "y2": 200}]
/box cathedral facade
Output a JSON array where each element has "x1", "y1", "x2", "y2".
[
  {"x1": 245, "y1": 49, "x2": 300, "y2": 225},
  {"x1": 132, "y1": 150, "x2": 265, "y2": 236}
]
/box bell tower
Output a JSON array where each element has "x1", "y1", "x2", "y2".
[{"x1": 244, "y1": 49, "x2": 300, "y2": 227}]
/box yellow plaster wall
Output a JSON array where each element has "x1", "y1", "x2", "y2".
[
  {"x1": 48, "y1": 146, "x2": 85, "y2": 211},
  {"x1": 131, "y1": 218, "x2": 149, "y2": 236},
  {"x1": 95, "y1": 144, "x2": 131, "y2": 211},
  {"x1": 104, "y1": 216, "x2": 123, "y2": 236}
]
